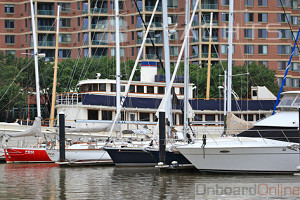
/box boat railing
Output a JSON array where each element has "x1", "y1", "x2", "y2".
[{"x1": 56, "y1": 92, "x2": 81, "y2": 105}]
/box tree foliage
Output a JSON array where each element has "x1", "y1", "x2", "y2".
[{"x1": 0, "y1": 52, "x2": 281, "y2": 121}]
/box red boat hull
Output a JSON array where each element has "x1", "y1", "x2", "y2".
[{"x1": 4, "y1": 148, "x2": 53, "y2": 163}]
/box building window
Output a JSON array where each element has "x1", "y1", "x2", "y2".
[
  {"x1": 132, "y1": 47, "x2": 134, "y2": 56},
  {"x1": 170, "y1": 46, "x2": 179, "y2": 57},
  {"x1": 58, "y1": 3, "x2": 71, "y2": 12},
  {"x1": 60, "y1": 18, "x2": 71, "y2": 27},
  {"x1": 25, "y1": 34, "x2": 28, "y2": 43},
  {"x1": 244, "y1": 0, "x2": 253, "y2": 6},
  {"x1": 277, "y1": 45, "x2": 291, "y2": 54},
  {"x1": 277, "y1": 13, "x2": 290, "y2": 23},
  {"x1": 293, "y1": 78, "x2": 300, "y2": 87},
  {"x1": 258, "y1": 45, "x2": 268, "y2": 55},
  {"x1": 258, "y1": 61, "x2": 268, "y2": 67},
  {"x1": 258, "y1": 29, "x2": 268, "y2": 38},
  {"x1": 258, "y1": 0, "x2": 267, "y2": 6},
  {"x1": 277, "y1": 29, "x2": 291, "y2": 39},
  {"x1": 78, "y1": 17, "x2": 80, "y2": 26},
  {"x1": 292, "y1": 16, "x2": 298, "y2": 25},
  {"x1": 25, "y1": 3, "x2": 27, "y2": 12},
  {"x1": 244, "y1": 45, "x2": 254, "y2": 54},
  {"x1": 59, "y1": 34, "x2": 71, "y2": 43},
  {"x1": 277, "y1": 61, "x2": 287, "y2": 70},
  {"x1": 221, "y1": 44, "x2": 235, "y2": 54},
  {"x1": 221, "y1": 13, "x2": 229, "y2": 22},
  {"x1": 131, "y1": 16, "x2": 134, "y2": 25},
  {"x1": 244, "y1": 29, "x2": 254, "y2": 38},
  {"x1": 291, "y1": 0, "x2": 298, "y2": 9},
  {"x1": 292, "y1": 63, "x2": 299, "y2": 71},
  {"x1": 25, "y1": 19, "x2": 28, "y2": 28},
  {"x1": 168, "y1": 0, "x2": 178, "y2": 7},
  {"x1": 110, "y1": 1, "x2": 125, "y2": 10},
  {"x1": 221, "y1": 0, "x2": 229, "y2": 6},
  {"x1": 58, "y1": 49, "x2": 71, "y2": 58},
  {"x1": 258, "y1": 13, "x2": 268, "y2": 23},
  {"x1": 5, "y1": 4, "x2": 14, "y2": 13},
  {"x1": 5, "y1": 35, "x2": 15, "y2": 44},
  {"x1": 221, "y1": 28, "x2": 235, "y2": 38},
  {"x1": 78, "y1": 33, "x2": 80, "y2": 43},
  {"x1": 277, "y1": 0, "x2": 290, "y2": 7},
  {"x1": 131, "y1": 31, "x2": 134, "y2": 41},
  {"x1": 77, "y1": 2, "x2": 80, "y2": 10},
  {"x1": 5, "y1": 50, "x2": 15, "y2": 55},
  {"x1": 5, "y1": 20, "x2": 14, "y2": 29},
  {"x1": 244, "y1": 13, "x2": 254, "y2": 23}
]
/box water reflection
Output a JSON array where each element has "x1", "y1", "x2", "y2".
[{"x1": 0, "y1": 164, "x2": 299, "y2": 200}]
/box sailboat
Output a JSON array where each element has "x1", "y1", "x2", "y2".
[
  {"x1": 104, "y1": 0, "x2": 198, "y2": 166},
  {"x1": 177, "y1": 0, "x2": 300, "y2": 173}
]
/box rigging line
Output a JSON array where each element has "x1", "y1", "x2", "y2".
[
  {"x1": 69, "y1": 0, "x2": 104, "y2": 87},
  {"x1": 133, "y1": 0, "x2": 165, "y2": 69},
  {"x1": 0, "y1": 59, "x2": 34, "y2": 103},
  {"x1": 279, "y1": 0, "x2": 300, "y2": 53}
]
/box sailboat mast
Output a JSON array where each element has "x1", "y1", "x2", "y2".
[
  {"x1": 30, "y1": 0, "x2": 41, "y2": 118},
  {"x1": 162, "y1": 0, "x2": 172, "y2": 131},
  {"x1": 115, "y1": 0, "x2": 121, "y2": 115},
  {"x1": 227, "y1": 0, "x2": 234, "y2": 113},
  {"x1": 50, "y1": 6, "x2": 60, "y2": 127},
  {"x1": 183, "y1": 0, "x2": 190, "y2": 137},
  {"x1": 206, "y1": 12, "x2": 213, "y2": 100}
]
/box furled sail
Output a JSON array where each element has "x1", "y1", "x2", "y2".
[{"x1": 66, "y1": 123, "x2": 121, "y2": 133}]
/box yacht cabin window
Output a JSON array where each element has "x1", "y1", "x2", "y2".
[
  {"x1": 137, "y1": 85, "x2": 144, "y2": 93},
  {"x1": 92, "y1": 84, "x2": 98, "y2": 91},
  {"x1": 83, "y1": 84, "x2": 89, "y2": 92},
  {"x1": 278, "y1": 94, "x2": 296, "y2": 107},
  {"x1": 147, "y1": 86, "x2": 154, "y2": 94},
  {"x1": 179, "y1": 87, "x2": 184, "y2": 95},
  {"x1": 140, "y1": 112, "x2": 150, "y2": 121},
  {"x1": 158, "y1": 86, "x2": 164, "y2": 94},
  {"x1": 111, "y1": 84, "x2": 116, "y2": 92},
  {"x1": 130, "y1": 85, "x2": 135, "y2": 93},
  {"x1": 292, "y1": 95, "x2": 300, "y2": 107},
  {"x1": 88, "y1": 109, "x2": 98, "y2": 120},
  {"x1": 102, "y1": 110, "x2": 112, "y2": 120},
  {"x1": 99, "y1": 83, "x2": 106, "y2": 91}
]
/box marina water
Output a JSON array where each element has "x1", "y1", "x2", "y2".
[{"x1": 0, "y1": 163, "x2": 299, "y2": 199}]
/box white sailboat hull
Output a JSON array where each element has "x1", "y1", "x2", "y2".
[{"x1": 178, "y1": 138, "x2": 300, "y2": 173}]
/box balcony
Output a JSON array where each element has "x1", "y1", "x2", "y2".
[
  {"x1": 137, "y1": 38, "x2": 163, "y2": 44},
  {"x1": 45, "y1": 57, "x2": 55, "y2": 62},
  {"x1": 202, "y1": 36, "x2": 218, "y2": 42},
  {"x1": 38, "y1": 25, "x2": 54, "y2": 31},
  {"x1": 137, "y1": 22, "x2": 162, "y2": 28},
  {"x1": 91, "y1": 23, "x2": 108, "y2": 30},
  {"x1": 146, "y1": 54, "x2": 163, "y2": 59},
  {"x1": 192, "y1": 21, "x2": 200, "y2": 26},
  {"x1": 201, "y1": 4, "x2": 218, "y2": 9},
  {"x1": 201, "y1": 20, "x2": 219, "y2": 26},
  {"x1": 37, "y1": 10, "x2": 54, "y2": 15},
  {"x1": 202, "y1": 53, "x2": 219, "y2": 58},
  {"x1": 82, "y1": 9, "x2": 88, "y2": 14},
  {"x1": 38, "y1": 41, "x2": 55, "y2": 46},
  {"x1": 82, "y1": 24, "x2": 88, "y2": 30},
  {"x1": 83, "y1": 41, "x2": 89, "y2": 45},
  {"x1": 90, "y1": 8, "x2": 108, "y2": 14},
  {"x1": 91, "y1": 40, "x2": 108, "y2": 45},
  {"x1": 145, "y1": 6, "x2": 162, "y2": 11}
]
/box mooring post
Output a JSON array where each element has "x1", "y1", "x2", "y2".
[
  {"x1": 59, "y1": 112, "x2": 66, "y2": 162},
  {"x1": 159, "y1": 111, "x2": 166, "y2": 164}
]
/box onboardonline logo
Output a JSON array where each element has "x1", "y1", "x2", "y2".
[{"x1": 195, "y1": 183, "x2": 300, "y2": 198}]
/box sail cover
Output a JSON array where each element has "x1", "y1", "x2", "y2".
[
  {"x1": 1, "y1": 117, "x2": 42, "y2": 138},
  {"x1": 226, "y1": 112, "x2": 254, "y2": 135}
]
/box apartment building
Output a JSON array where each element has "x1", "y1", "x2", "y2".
[{"x1": 0, "y1": 0, "x2": 299, "y2": 89}]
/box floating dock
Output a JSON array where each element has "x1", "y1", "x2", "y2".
[{"x1": 57, "y1": 160, "x2": 115, "y2": 167}]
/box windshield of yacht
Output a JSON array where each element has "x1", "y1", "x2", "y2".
[{"x1": 278, "y1": 94, "x2": 300, "y2": 108}]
